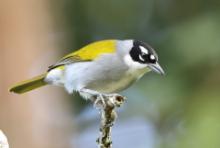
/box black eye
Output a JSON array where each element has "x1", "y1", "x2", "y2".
[
  {"x1": 142, "y1": 54, "x2": 148, "y2": 60},
  {"x1": 148, "y1": 54, "x2": 156, "y2": 63},
  {"x1": 140, "y1": 54, "x2": 156, "y2": 63}
]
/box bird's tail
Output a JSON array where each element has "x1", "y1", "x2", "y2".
[{"x1": 9, "y1": 73, "x2": 47, "y2": 94}]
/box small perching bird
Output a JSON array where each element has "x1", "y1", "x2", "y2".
[{"x1": 9, "y1": 39, "x2": 164, "y2": 101}]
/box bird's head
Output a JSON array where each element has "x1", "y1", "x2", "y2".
[{"x1": 118, "y1": 40, "x2": 165, "y2": 75}]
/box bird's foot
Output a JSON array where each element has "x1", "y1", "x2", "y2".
[
  {"x1": 93, "y1": 93, "x2": 126, "y2": 109},
  {"x1": 105, "y1": 94, "x2": 126, "y2": 107},
  {"x1": 78, "y1": 89, "x2": 126, "y2": 109},
  {"x1": 93, "y1": 94, "x2": 106, "y2": 108}
]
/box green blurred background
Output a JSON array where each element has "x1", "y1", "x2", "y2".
[
  {"x1": 1, "y1": 0, "x2": 220, "y2": 148},
  {"x1": 55, "y1": 0, "x2": 220, "y2": 147}
]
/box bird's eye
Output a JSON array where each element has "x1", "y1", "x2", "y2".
[
  {"x1": 142, "y1": 54, "x2": 148, "y2": 59},
  {"x1": 150, "y1": 55, "x2": 155, "y2": 60},
  {"x1": 149, "y1": 54, "x2": 156, "y2": 63}
]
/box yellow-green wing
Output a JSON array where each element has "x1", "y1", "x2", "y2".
[{"x1": 48, "y1": 40, "x2": 116, "y2": 70}]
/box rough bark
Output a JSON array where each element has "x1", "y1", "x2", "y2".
[{"x1": 93, "y1": 95, "x2": 126, "y2": 148}]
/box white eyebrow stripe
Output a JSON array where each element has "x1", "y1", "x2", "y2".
[{"x1": 139, "y1": 46, "x2": 148, "y2": 54}]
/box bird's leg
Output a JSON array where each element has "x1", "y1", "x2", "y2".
[
  {"x1": 79, "y1": 88, "x2": 106, "y2": 108},
  {"x1": 105, "y1": 93, "x2": 127, "y2": 107},
  {"x1": 79, "y1": 89, "x2": 126, "y2": 108}
]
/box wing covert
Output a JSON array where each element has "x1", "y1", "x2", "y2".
[{"x1": 48, "y1": 40, "x2": 116, "y2": 71}]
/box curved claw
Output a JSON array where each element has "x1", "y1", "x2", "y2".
[
  {"x1": 105, "y1": 94, "x2": 126, "y2": 107},
  {"x1": 93, "y1": 94, "x2": 106, "y2": 108}
]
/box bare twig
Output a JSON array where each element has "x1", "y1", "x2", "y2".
[{"x1": 92, "y1": 94, "x2": 126, "y2": 148}]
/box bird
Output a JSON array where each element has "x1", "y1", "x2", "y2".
[{"x1": 9, "y1": 39, "x2": 164, "y2": 103}]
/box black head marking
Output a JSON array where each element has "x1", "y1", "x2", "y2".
[{"x1": 129, "y1": 40, "x2": 158, "y2": 64}]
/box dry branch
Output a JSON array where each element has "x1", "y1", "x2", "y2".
[{"x1": 92, "y1": 94, "x2": 126, "y2": 148}]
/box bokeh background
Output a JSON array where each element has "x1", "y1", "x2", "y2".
[{"x1": 1, "y1": 0, "x2": 220, "y2": 148}]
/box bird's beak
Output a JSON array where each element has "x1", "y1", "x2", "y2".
[{"x1": 148, "y1": 62, "x2": 165, "y2": 75}]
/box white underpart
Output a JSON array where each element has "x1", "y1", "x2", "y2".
[
  {"x1": 64, "y1": 62, "x2": 89, "y2": 93},
  {"x1": 45, "y1": 68, "x2": 64, "y2": 86},
  {"x1": 78, "y1": 89, "x2": 101, "y2": 100},
  {"x1": 139, "y1": 46, "x2": 148, "y2": 54}
]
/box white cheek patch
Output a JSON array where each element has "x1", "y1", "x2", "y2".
[
  {"x1": 124, "y1": 54, "x2": 146, "y2": 69},
  {"x1": 139, "y1": 46, "x2": 148, "y2": 55}
]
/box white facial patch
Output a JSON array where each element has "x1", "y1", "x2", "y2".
[
  {"x1": 139, "y1": 55, "x2": 145, "y2": 62},
  {"x1": 124, "y1": 54, "x2": 147, "y2": 69},
  {"x1": 150, "y1": 55, "x2": 156, "y2": 60},
  {"x1": 139, "y1": 46, "x2": 148, "y2": 55}
]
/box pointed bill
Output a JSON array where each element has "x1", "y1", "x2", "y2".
[{"x1": 148, "y1": 62, "x2": 165, "y2": 75}]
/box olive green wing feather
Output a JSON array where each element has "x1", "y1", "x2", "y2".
[
  {"x1": 48, "y1": 40, "x2": 116, "y2": 70},
  {"x1": 48, "y1": 55, "x2": 90, "y2": 70}
]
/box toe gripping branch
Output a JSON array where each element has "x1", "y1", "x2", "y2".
[{"x1": 91, "y1": 94, "x2": 126, "y2": 148}]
